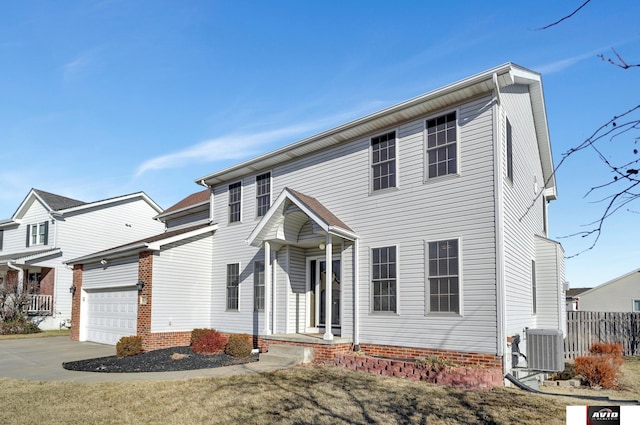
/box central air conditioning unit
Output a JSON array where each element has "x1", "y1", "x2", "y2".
[{"x1": 526, "y1": 328, "x2": 564, "y2": 372}]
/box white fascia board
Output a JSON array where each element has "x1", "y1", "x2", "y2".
[
  {"x1": 246, "y1": 189, "x2": 291, "y2": 246},
  {"x1": 12, "y1": 190, "x2": 51, "y2": 220},
  {"x1": 147, "y1": 224, "x2": 218, "y2": 250},
  {"x1": 58, "y1": 192, "x2": 163, "y2": 215},
  {"x1": 328, "y1": 226, "x2": 358, "y2": 241},
  {"x1": 65, "y1": 242, "x2": 151, "y2": 265}
]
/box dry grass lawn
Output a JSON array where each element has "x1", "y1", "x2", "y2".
[
  {"x1": 0, "y1": 329, "x2": 70, "y2": 340},
  {"x1": 0, "y1": 364, "x2": 588, "y2": 425}
]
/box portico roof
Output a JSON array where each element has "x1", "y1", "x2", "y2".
[{"x1": 246, "y1": 188, "x2": 357, "y2": 247}]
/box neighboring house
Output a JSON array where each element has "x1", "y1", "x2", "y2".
[
  {"x1": 0, "y1": 189, "x2": 164, "y2": 330},
  {"x1": 69, "y1": 63, "x2": 565, "y2": 376},
  {"x1": 565, "y1": 287, "x2": 591, "y2": 311},
  {"x1": 575, "y1": 269, "x2": 640, "y2": 312}
]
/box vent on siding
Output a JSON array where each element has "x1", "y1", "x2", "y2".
[{"x1": 526, "y1": 328, "x2": 564, "y2": 372}]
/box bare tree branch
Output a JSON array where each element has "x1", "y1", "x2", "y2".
[
  {"x1": 598, "y1": 48, "x2": 640, "y2": 69},
  {"x1": 535, "y1": 0, "x2": 592, "y2": 30}
]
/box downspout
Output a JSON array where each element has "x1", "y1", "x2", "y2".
[
  {"x1": 7, "y1": 261, "x2": 24, "y2": 295},
  {"x1": 353, "y1": 238, "x2": 360, "y2": 349},
  {"x1": 492, "y1": 73, "x2": 507, "y2": 372}
]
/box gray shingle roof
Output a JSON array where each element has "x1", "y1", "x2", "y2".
[{"x1": 33, "y1": 189, "x2": 86, "y2": 211}]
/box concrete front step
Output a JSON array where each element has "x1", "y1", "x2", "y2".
[{"x1": 261, "y1": 344, "x2": 315, "y2": 364}]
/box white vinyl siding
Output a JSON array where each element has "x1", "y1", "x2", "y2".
[
  {"x1": 83, "y1": 257, "x2": 139, "y2": 290},
  {"x1": 535, "y1": 236, "x2": 566, "y2": 334},
  {"x1": 209, "y1": 94, "x2": 498, "y2": 354},
  {"x1": 151, "y1": 233, "x2": 213, "y2": 333},
  {"x1": 288, "y1": 246, "x2": 306, "y2": 333},
  {"x1": 165, "y1": 209, "x2": 210, "y2": 230},
  {"x1": 578, "y1": 271, "x2": 640, "y2": 313}
]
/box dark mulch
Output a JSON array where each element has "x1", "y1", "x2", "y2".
[{"x1": 62, "y1": 346, "x2": 259, "y2": 373}]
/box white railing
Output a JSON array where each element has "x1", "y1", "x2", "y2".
[{"x1": 27, "y1": 295, "x2": 53, "y2": 315}]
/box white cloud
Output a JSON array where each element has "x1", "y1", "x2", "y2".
[{"x1": 62, "y1": 52, "x2": 93, "y2": 82}]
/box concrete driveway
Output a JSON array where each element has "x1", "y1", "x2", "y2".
[{"x1": 0, "y1": 336, "x2": 295, "y2": 383}]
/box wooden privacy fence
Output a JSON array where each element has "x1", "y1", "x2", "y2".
[{"x1": 564, "y1": 311, "x2": 640, "y2": 359}]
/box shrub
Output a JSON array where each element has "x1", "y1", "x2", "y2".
[
  {"x1": 415, "y1": 355, "x2": 459, "y2": 371},
  {"x1": 0, "y1": 319, "x2": 41, "y2": 335},
  {"x1": 574, "y1": 342, "x2": 624, "y2": 389},
  {"x1": 116, "y1": 336, "x2": 144, "y2": 358},
  {"x1": 590, "y1": 342, "x2": 623, "y2": 361},
  {"x1": 192, "y1": 329, "x2": 227, "y2": 354},
  {"x1": 225, "y1": 333, "x2": 253, "y2": 358},
  {"x1": 191, "y1": 328, "x2": 213, "y2": 346}
]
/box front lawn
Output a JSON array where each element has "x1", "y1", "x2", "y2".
[
  {"x1": 0, "y1": 364, "x2": 578, "y2": 425},
  {"x1": 0, "y1": 329, "x2": 70, "y2": 340}
]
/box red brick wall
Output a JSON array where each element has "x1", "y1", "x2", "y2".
[
  {"x1": 70, "y1": 265, "x2": 82, "y2": 341},
  {"x1": 334, "y1": 353, "x2": 503, "y2": 389},
  {"x1": 39, "y1": 267, "x2": 55, "y2": 296},
  {"x1": 264, "y1": 339, "x2": 352, "y2": 364},
  {"x1": 137, "y1": 251, "x2": 154, "y2": 350},
  {"x1": 358, "y1": 343, "x2": 502, "y2": 368}
]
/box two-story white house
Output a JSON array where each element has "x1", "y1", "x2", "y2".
[
  {"x1": 69, "y1": 63, "x2": 566, "y2": 375},
  {"x1": 0, "y1": 189, "x2": 164, "y2": 330}
]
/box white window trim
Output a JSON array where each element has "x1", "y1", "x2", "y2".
[
  {"x1": 425, "y1": 237, "x2": 463, "y2": 317},
  {"x1": 423, "y1": 108, "x2": 461, "y2": 183},
  {"x1": 228, "y1": 181, "x2": 243, "y2": 224},
  {"x1": 633, "y1": 299, "x2": 640, "y2": 313},
  {"x1": 29, "y1": 222, "x2": 47, "y2": 246},
  {"x1": 369, "y1": 244, "x2": 400, "y2": 315},
  {"x1": 369, "y1": 128, "x2": 400, "y2": 194},
  {"x1": 255, "y1": 171, "x2": 273, "y2": 219},
  {"x1": 226, "y1": 262, "x2": 241, "y2": 312}
]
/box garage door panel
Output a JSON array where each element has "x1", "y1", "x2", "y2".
[{"x1": 86, "y1": 288, "x2": 138, "y2": 345}]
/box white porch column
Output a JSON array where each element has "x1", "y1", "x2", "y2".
[
  {"x1": 263, "y1": 241, "x2": 271, "y2": 335},
  {"x1": 323, "y1": 233, "x2": 334, "y2": 341}
]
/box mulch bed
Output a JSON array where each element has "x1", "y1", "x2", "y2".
[{"x1": 62, "y1": 346, "x2": 259, "y2": 373}]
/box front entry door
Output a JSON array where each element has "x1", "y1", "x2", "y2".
[{"x1": 308, "y1": 258, "x2": 340, "y2": 332}]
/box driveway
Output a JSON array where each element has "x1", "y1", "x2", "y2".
[{"x1": 0, "y1": 336, "x2": 295, "y2": 383}]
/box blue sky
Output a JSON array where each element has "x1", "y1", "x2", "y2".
[{"x1": 1, "y1": 1, "x2": 639, "y2": 289}]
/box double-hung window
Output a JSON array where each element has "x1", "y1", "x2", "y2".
[
  {"x1": 372, "y1": 246, "x2": 397, "y2": 313},
  {"x1": 426, "y1": 112, "x2": 457, "y2": 178},
  {"x1": 427, "y1": 239, "x2": 460, "y2": 314},
  {"x1": 226, "y1": 263, "x2": 240, "y2": 311},
  {"x1": 254, "y1": 261, "x2": 265, "y2": 311},
  {"x1": 228, "y1": 182, "x2": 242, "y2": 223},
  {"x1": 27, "y1": 222, "x2": 48, "y2": 246},
  {"x1": 371, "y1": 131, "x2": 396, "y2": 191},
  {"x1": 633, "y1": 300, "x2": 640, "y2": 312},
  {"x1": 256, "y1": 172, "x2": 271, "y2": 217},
  {"x1": 531, "y1": 260, "x2": 537, "y2": 315}
]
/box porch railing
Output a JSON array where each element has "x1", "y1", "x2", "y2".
[{"x1": 27, "y1": 295, "x2": 53, "y2": 315}]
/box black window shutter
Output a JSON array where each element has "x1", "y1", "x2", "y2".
[
  {"x1": 26, "y1": 225, "x2": 30, "y2": 247},
  {"x1": 43, "y1": 221, "x2": 49, "y2": 245}
]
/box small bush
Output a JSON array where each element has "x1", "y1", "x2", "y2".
[
  {"x1": 192, "y1": 330, "x2": 227, "y2": 354},
  {"x1": 225, "y1": 333, "x2": 253, "y2": 358},
  {"x1": 191, "y1": 328, "x2": 213, "y2": 346},
  {"x1": 116, "y1": 336, "x2": 144, "y2": 358},
  {"x1": 590, "y1": 342, "x2": 623, "y2": 361},
  {"x1": 0, "y1": 319, "x2": 41, "y2": 335},
  {"x1": 415, "y1": 355, "x2": 459, "y2": 371},
  {"x1": 575, "y1": 355, "x2": 619, "y2": 388}
]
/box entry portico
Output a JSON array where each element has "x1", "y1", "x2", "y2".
[{"x1": 246, "y1": 188, "x2": 358, "y2": 341}]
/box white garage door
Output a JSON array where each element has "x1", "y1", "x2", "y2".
[{"x1": 86, "y1": 288, "x2": 138, "y2": 345}]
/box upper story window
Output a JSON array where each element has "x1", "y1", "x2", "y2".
[
  {"x1": 371, "y1": 131, "x2": 396, "y2": 191},
  {"x1": 506, "y1": 118, "x2": 513, "y2": 182},
  {"x1": 372, "y1": 246, "x2": 397, "y2": 313},
  {"x1": 426, "y1": 112, "x2": 457, "y2": 178},
  {"x1": 228, "y1": 182, "x2": 242, "y2": 223},
  {"x1": 27, "y1": 222, "x2": 48, "y2": 247},
  {"x1": 427, "y1": 239, "x2": 460, "y2": 314},
  {"x1": 256, "y1": 172, "x2": 271, "y2": 217}
]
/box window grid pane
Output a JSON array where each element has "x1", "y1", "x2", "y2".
[
  {"x1": 227, "y1": 263, "x2": 240, "y2": 310},
  {"x1": 506, "y1": 119, "x2": 513, "y2": 182},
  {"x1": 426, "y1": 112, "x2": 457, "y2": 178},
  {"x1": 371, "y1": 131, "x2": 396, "y2": 191},
  {"x1": 254, "y1": 261, "x2": 265, "y2": 311},
  {"x1": 228, "y1": 182, "x2": 241, "y2": 223},
  {"x1": 427, "y1": 240, "x2": 459, "y2": 313},
  {"x1": 372, "y1": 246, "x2": 397, "y2": 312},
  {"x1": 256, "y1": 173, "x2": 271, "y2": 217}
]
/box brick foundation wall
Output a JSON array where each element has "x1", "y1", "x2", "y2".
[
  {"x1": 70, "y1": 265, "x2": 82, "y2": 341},
  {"x1": 143, "y1": 331, "x2": 192, "y2": 350},
  {"x1": 358, "y1": 343, "x2": 502, "y2": 368},
  {"x1": 334, "y1": 353, "x2": 503, "y2": 389}
]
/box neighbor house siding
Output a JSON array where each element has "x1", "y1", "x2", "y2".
[
  {"x1": 500, "y1": 84, "x2": 547, "y2": 352},
  {"x1": 579, "y1": 272, "x2": 640, "y2": 312},
  {"x1": 151, "y1": 233, "x2": 213, "y2": 333},
  {"x1": 209, "y1": 94, "x2": 499, "y2": 355}
]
